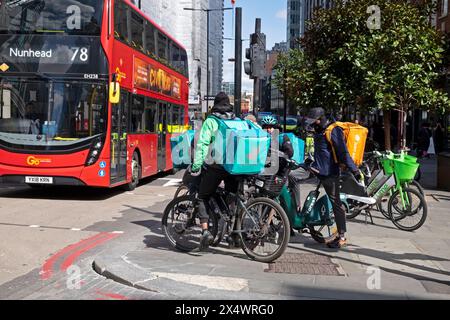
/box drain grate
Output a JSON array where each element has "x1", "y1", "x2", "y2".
[{"x1": 265, "y1": 253, "x2": 344, "y2": 276}]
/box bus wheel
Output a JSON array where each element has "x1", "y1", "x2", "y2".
[{"x1": 124, "y1": 152, "x2": 141, "y2": 191}]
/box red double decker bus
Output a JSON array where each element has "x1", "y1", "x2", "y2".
[{"x1": 0, "y1": 0, "x2": 189, "y2": 190}]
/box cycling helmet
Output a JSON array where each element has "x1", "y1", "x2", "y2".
[{"x1": 261, "y1": 115, "x2": 278, "y2": 126}]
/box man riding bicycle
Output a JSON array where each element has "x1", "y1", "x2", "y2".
[
  {"x1": 190, "y1": 92, "x2": 239, "y2": 251},
  {"x1": 304, "y1": 108, "x2": 363, "y2": 249},
  {"x1": 261, "y1": 115, "x2": 305, "y2": 235}
]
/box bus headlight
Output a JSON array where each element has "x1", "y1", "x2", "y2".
[{"x1": 85, "y1": 137, "x2": 104, "y2": 166}]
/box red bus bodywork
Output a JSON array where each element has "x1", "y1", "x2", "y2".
[{"x1": 0, "y1": 0, "x2": 189, "y2": 188}]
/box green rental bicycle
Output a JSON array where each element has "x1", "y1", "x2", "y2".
[{"x1": 343, "y1": 150, "x2": 427, "y2": 231}]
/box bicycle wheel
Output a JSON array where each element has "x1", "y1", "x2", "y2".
[
  {"x1": 388, "y1": 187, "x2": 427, "y2": 232},
  {"x1": 237, "y1": 197, "x2": 290, "y2": 263},
  {"x1": 173, "y1": 184, "x2": 190, "y2": 199},
  {"x1": 414, "y1": 167, "x2": 421, "y2": 182},
  {"x1": 345, "y1": 199, "x2": 362, "y2": 219},
  {"x1": 390, "y1": 184, "x2": 424, "y2": 216},
  {"x1": 162, "y1": 195, "x2": 218, "y2": 252},
  {"x1": 409, "y1": 180, "x2": 425, "y2": 196},
  {"x1": 377, "y1": 195, "x2": 391, "y2": 219}
]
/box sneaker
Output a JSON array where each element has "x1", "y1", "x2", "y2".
[
  {"x1": 326, "y1": 237, "x2": 348, "y2": 249},
  {"x1": 199, "y1": 230, "x2": 214, "y2": 251}
]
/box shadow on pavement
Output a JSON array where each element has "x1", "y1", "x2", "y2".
[
  {"x1": 130, "y1": 209, "x2": 259, "y2": 261},
  {"x1": 289, "y1": 243, "x2": 450, "y2": 288},
  {"x1": 0, "y1": 171, "x2": 176, "y2": 201}
]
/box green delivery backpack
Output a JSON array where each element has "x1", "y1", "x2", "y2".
[{"x1": 210, "y1": 116, "x2": 271, "y2": 175}]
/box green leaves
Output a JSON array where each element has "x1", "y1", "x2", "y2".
[{"x1": 274, "y1": 0, "x2": 450, "y2": 113}]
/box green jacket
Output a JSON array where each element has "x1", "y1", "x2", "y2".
[{"x1": 192, "y1": 117, "x2": 219, "y2": 172}]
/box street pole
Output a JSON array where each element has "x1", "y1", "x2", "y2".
[
  {"x1": 234, "y1": 7, "x2": 242, "y2": 117},
  {"x1": 206, "y1": 10, "x2": 210, "y2": 113},
  {"x1": 253, "y1": 18, "x2": 262, "y2": 118},
  {"x1": 283, "y1": 69, "x2": 287, "y2": 133}
]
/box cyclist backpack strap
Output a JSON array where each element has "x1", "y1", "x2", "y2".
[{"x1": 324, "y1": 122, "x2": 344, "y2": 164}]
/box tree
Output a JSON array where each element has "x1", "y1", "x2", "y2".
[{"x1": 274, "y1": 0, "x2": 450, "y2": 150}]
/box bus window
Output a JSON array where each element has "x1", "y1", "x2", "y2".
[
  {"x1": 170, "y1": 42, "x2": 180, "y2": 72},
  {"x1": 131, "y1": 11, "x2": 144, "y2": 52},
  {"x1": 157, "y1": 32, "x2": 168, "y2": 62},
  {"x1": 130, "y1": 96, "x2": 144, "y2": 133},
  {"x1": 145, "y1": 100, "x2": 156, "y2": 133},
  {"x1": 180, "y1": 49, "x2": 188, "y2": 77},
  {"x1": 114, "y1": 0, "x2": 129, "y2": 43},
  {"x1": 145, "y1": 23, "x2": 156, "y2": 58}
]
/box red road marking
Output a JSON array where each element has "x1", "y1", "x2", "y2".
[
  {"x1": 40, "y1": 232, "x2": 113, "y2": 280},
  {"x1": 95, "y1": 290, "x2": 129, "y2": 300},
  {"x1": 60, "y1": 233, "x2": 120, "y2": 272}
]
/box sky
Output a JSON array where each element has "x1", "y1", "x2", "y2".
[{"x1": 221, "y1": 0, "x2": 288, "y2": 92}]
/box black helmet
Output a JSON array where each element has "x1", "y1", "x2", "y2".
[{"x1": 304, "y1": 107, "x2": 330, "y2": 132}]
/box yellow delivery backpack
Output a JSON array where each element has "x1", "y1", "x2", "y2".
[{"x1": 324, "y1": 122, "x2": 368, "y2": 166}]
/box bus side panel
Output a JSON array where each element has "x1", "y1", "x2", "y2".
[
  {"x1": 165, "y1": 134, "x2": 173, "y2": 171},
  {"x1": 127, "y1": 134, "x2": 159, "y2": 178}
]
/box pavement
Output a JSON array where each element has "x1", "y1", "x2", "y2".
[
  {"x1": 1, "y1": 158, "x2": 449, "y2": 300},
  {"x1": 90, "y1": 158, "x2": 450, "y2": 300}
]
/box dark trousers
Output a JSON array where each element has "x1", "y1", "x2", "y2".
[
  {"x1": 319, "y1": 175, "x2": 347, "y2": 235},
  {"x1": 197, "y1": 165, "x2": 239, "y2": 224}
]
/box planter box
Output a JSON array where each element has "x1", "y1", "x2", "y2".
[{"x1": 437, "y1": 152, "x2": 450, "y2": 191}]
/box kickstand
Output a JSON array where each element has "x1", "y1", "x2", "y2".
[{"x1": 364, "y1": 210, "x2": 374, "y2": 225}]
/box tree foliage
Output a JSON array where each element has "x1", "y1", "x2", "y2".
[{"x1": 274, "y1": 0, "x2": 450, "y2": 115}]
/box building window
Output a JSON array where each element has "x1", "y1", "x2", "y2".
[{"x1": 441, "y1": 0, "x2": 449, "y2": 17}]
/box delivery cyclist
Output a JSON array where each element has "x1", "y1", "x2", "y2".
[
  {"x1": 189, "y1": 92, "x2": 239, "y2": 251},
  {"x1": 304, "y1": 107, "x2": 363, "y2": 249}
]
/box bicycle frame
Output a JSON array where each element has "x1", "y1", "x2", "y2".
[{"x1": 278, "y1": 181, "x2": 335, "y2": 230}]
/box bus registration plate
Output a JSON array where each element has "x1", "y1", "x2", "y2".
[{"x1": 25, "y1": 177, "x2": 53, "y2": 184}]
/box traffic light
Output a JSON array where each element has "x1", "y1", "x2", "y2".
[
  {"x1": 244, "y1": 31, "x2": 266, "y2": 79},
  {"x1": 244, "y1": 47, "x2": 254, "y2": 78}
]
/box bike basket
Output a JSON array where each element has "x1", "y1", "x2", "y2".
[
  {"x1": 403, "y1": 154, "x2": 418, "y2": 163},
  {"x1": 393, "y1": 159, "x2": 419, "y2": 182},
  {"x1": 381, "y1": 158, "x2": 394, "y2": 175},
  {"x1": 258, "y1": 175, "x2": 288, "y2": 197}
]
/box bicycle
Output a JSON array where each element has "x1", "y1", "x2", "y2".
[
  {"x1": 162, "y1": 173, "x2": 291, "y2": 263},
  {"x1": 248, "y1": 152, "x2": 339, "y2": 244},
  {"x1": 343, "y1": 150, "x2": 427, "y2": 231},
  {"x1": 355, "y1": 150, "x2": 424, "y2": 220}
]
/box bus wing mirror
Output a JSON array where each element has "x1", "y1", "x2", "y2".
[{"x1": 109, "y1": 81, "x2": 120, "y2": 104}]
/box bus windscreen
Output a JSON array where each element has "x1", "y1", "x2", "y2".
[{"x1": 0, "y1": 79, "x2": 107, "y2": 149}]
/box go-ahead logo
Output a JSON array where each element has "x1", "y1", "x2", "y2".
[{"x1": 27, "y1": 156, "x2": 51, "y2": 166}]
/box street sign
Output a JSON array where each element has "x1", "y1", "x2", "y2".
[{"x1": 204, "y1": 96, "x2": 216, "y2": 101}]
